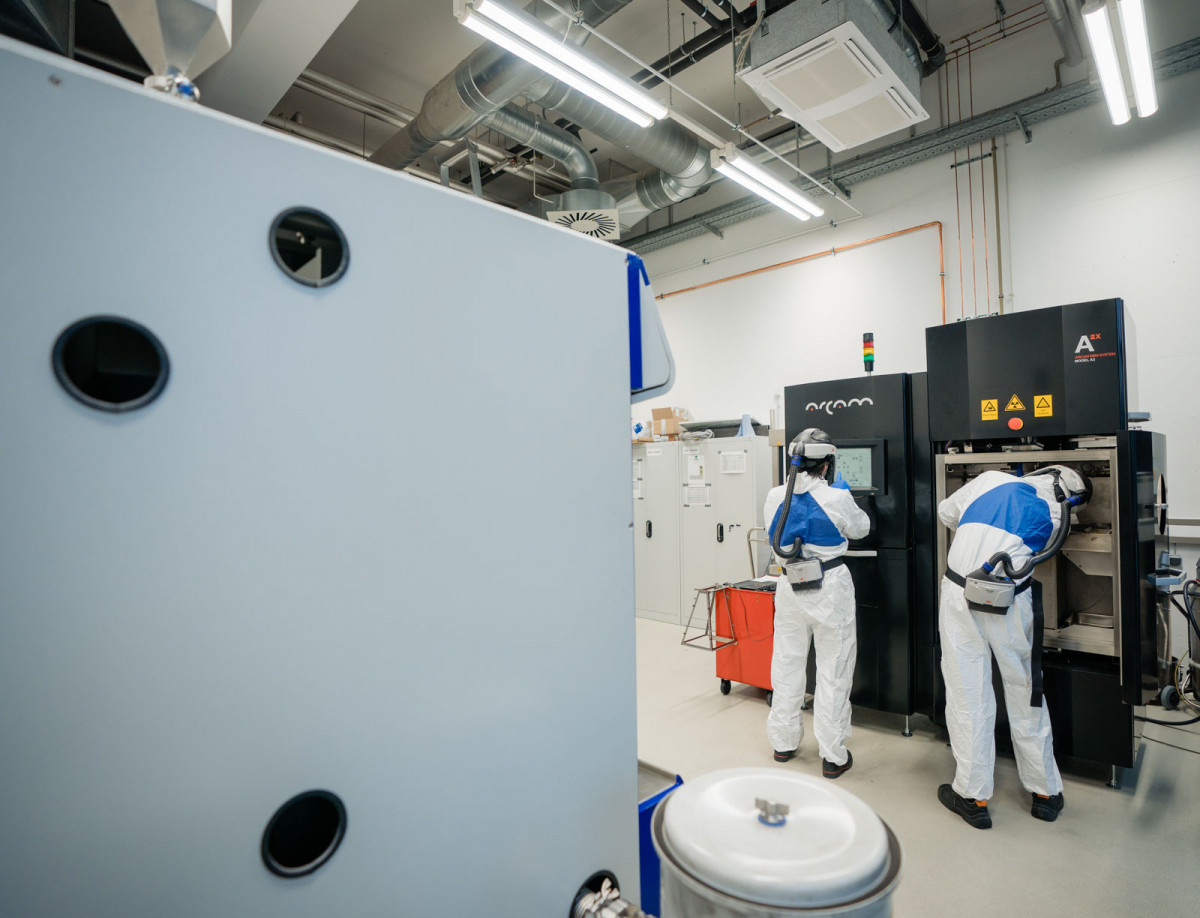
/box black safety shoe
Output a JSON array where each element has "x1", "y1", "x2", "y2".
[
  {"x1": 1030, "y1": 793, "x2": 1065, "y2": 822},
  {"x1": 773, "y1": 749, "x2": 797, "y2": 763},
  {"x1": 822, "y1": 750, "x2": 853, "y2": 779},
  {"x1": 938, "y1": 784, "x2": 992, "y2": 829}
]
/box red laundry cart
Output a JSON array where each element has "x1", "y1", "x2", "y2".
[{"x1": 714, "y1": 580, "x2": 777, "y2": 704}]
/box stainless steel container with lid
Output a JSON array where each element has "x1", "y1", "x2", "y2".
[{"x1": 651, "y1": 768, "x2": 902, "y2": 917}]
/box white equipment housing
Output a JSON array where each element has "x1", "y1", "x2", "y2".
[{"x1": 0, "y1": 35, "x2": 673, "y2": 917}]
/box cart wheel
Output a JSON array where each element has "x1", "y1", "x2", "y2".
[
  {"x1": 720, "y1": 679, "x2": 731, "y2": 695},
  {"x1": 765, "y1": 690, "x2": 773, "y2": 707}
]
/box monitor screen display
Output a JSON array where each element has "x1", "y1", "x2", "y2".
[{"x1": 838, "y1": 447, "x2": 873, "y2": 489}]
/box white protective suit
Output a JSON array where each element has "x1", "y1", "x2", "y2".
[
  {"x1": 764, "y1": 472, "x2": 870, "y2": 763},
  {"x1": 938, "y1": 469, "x2": 1068, "y2": 801}
]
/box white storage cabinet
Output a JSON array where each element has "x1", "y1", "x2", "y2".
[{"x1": 635, "y1": 436, "x2": 772, "y2": 624}]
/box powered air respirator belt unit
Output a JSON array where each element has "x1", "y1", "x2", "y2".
[
  {"x1": 773, "y1": 428, "x2": 838, "y2": 591},
  {"x1": 962, "y1": 465, "x2": 1092, "y2": 613}
]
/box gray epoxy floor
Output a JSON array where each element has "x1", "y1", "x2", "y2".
[{"x1": 636, "y1": 618, "x2": 1200, "y2": 917}]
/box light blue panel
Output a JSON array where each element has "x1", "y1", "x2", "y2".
[{"x1": 0, "y1": 37, "x2": 640, "y2": 917}]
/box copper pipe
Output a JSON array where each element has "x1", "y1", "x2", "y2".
[
  {"x1": 946, "y1": 7, "x2": 1046, "y2": 50},
  {"x1": 992, "y1": 138, "x2": 1004, "y2": 314},
  {"x1": 945, "y1": 17, "x2": 1049, "y2": 64},
  {"x1": 967, "y1": 43, "x2": 978, "y2": 315},
  {"x1": 981, "y1": 135, "x2": 991, "y2": 310},
  {"x1": 937, "y1": 219, "x2": 947, "y2": 325},
  {"x1": 656, "y1": 221, "x2": 948, "y2": 325},
  {"x1": 953, "y1": 55, "x2": 965, "y2": 317},
  {"x1": 975, "y1": 31, "x2": 990, "y2": 313},
  {"x1": 942, "y1": 53, "x2": 949, "y2": 127}
]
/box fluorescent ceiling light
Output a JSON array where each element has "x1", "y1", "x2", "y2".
[
  {"x1": 455, "y1": 0, "x2": 667, "y2": 128},
  {"x1": 462, "y1": 16, "x2": 653, "y2": 126},
  {"x1": 710, "y1": 144, "x2": 824, "y2": 221},
  {"x1": 715, "y1": 157, "x2": 812, "y2": 221},
  {"x1": 1116, "y1": 0, "x2": 1157, "y2": 117},
  {"x1": 1082, "y1": 0, "x2": 1131, "y2": 126},
  {"x1": 475, "y1": 0, "x2": 667, "y2": 119}
]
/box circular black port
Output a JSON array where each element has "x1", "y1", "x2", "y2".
[
  {"x1": 52, "y1": 315, "x2": 170, "y2": 412},
  {"x1": 269, "y1": 207, "x2": 348, "y2": 287},
  {"x1": 569, "y1": 870, "x2": 621, "y2": 918},
  {"x1": 262, "y1": 790, "x2": 347, "y2": 878}
]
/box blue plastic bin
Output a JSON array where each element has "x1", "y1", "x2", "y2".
[{"x1": 637, "y1": 762, "x2": 683, "y2": 916}]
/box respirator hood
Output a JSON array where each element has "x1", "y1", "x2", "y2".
[
  {"x1": 1028, "y1": 464, "x2": 1092, "y2": 506},
  {"x1": 789, "y1": 428, "x2": 836, "y2": 468}
]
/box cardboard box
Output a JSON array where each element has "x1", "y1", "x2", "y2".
[
  {"x1": 649, "y1": 407, "x2": 688, "y2": 439},
  {"x1": 654, "y1": 417, "x2": 681, "y2": 437}
]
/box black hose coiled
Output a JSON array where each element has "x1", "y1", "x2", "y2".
[
  {"x1": 975, "y1": 498, "x2": 1077, "y2": 582},
  {"x1": 771, "y1": 461, "x2": 803, "y2": 560}
]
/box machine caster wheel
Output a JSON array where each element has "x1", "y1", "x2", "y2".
[
  {"x1": 766, "y1": 690, "x2": 773, "y2": 707},
  {"x1": 720, "y1": 679, "x2": 731, "y2": 695},
  {"x1": 1161, "y1": 685, "x2": 1181, "y2": 711}
]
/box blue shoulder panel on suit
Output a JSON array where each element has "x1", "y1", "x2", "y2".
[
  {"x1": 768, "y1": 492, "x2": 844, "y2": 548},
  {"x1": 960, "y1": 481, "x2": 1053, "y2": 552}
]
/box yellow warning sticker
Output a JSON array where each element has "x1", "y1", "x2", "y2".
[
  {"x1": 1005, "y1": 394, "x2": 1026, "y2": 412},
  {"x1": 981, "y1": 399, "x2": 998, "y2": 421},
  {"x1": 1035, "y1": 394, "x2": 1053, "y2": 417}
]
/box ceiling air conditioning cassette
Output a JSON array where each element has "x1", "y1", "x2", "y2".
[{"x1": 738, "y1": 0, "x2": 929, "y2": 152}]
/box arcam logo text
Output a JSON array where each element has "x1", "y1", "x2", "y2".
[{"x1": 806, "y1": 397, "x2": 874, "y2": 415}]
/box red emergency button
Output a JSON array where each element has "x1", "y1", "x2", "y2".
[{"x1": 1009, "y1": 417, "x2": 1024, "y2": 430}]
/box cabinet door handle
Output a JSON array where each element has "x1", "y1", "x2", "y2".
[
  {"x1": 717, "y1": 523, "x2": 725, "y2": 543},
  {"x1": 646, "y1": 520, "x2": 653, "y2": 538}
]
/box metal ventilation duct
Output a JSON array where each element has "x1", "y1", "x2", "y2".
[
  {"x1": 1044, "y1": 0, "x2": 1085, "y2": 67},
  {"x1": 368, "y1": 0, "x2": 632, "y2": 171},
  {"x1": 482, "y1": 104, "x2": 616, "y2": 215},
  {"x1": 602, "y1": 128, "x2": 820, "y2": 233},
  {"x1": 482, "y1": 105, "x2": 600, "y2": 192},
  {"x1": 533, "y1": 78, "x2": 714, "y2": 230}
]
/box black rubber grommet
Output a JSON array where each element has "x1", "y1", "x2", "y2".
[
  {"x1": 261, "y1": 790, "x2": 347, "y2": 878},
  {"x1": 51, "y1": 315, "x2": 170, "y2": 413},
  {"x1": 269, "y1": 207, "x2": 349, "y2": 288}
]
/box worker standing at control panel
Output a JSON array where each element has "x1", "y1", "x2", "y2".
[
  {"x1": 764, "y1": 428, "x2": 870, "y2": 778},
  {"x1": 936, "y1": 465, "x2": 1093, "y2": 829}
]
